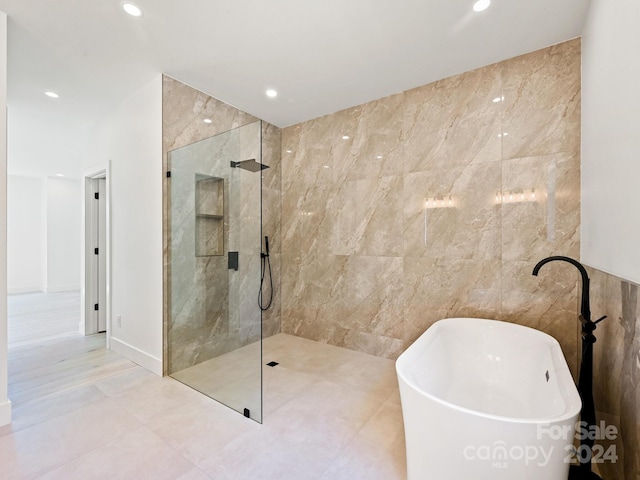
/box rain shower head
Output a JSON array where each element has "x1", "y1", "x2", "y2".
[{"x1": 230, "y1": 159, "x2": 269, "y2": 172}]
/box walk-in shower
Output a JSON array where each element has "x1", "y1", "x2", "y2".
[{"x1": 166, "y1": 120, "x2": 266, "y2": 422}]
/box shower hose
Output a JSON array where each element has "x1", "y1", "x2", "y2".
[{"x1": 259, "y1": 236, "x2": 273, "y2": 311}]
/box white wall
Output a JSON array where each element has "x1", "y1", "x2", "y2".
[
  {"x1": 1, "y1": 10, "x2": 12, "y2": 427},
  {"x1": 45, "y1": 177, "x2": 81, "y2": 292},
  {"x1": 7, "y1": 175, "x2": 43, "y2": 293},
  {"x1": 8, "y1": 108, "x2": 87, "y2": 179},
  {"x1": 88, "y1": 75, "x2": 163, "y2": 375},
  {"x1": 6, "y1": 175, "x2": 81, "y2": 294},
  {"x1": 581, "y1": 0, "x2": 640, "y2": 284}
]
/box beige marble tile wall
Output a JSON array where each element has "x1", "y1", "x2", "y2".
[
  {"x1": 162, "y1": 76, "x2": 282, "y2": 375},
  {"x1": 589, "y1": 268, "x2": 640, "y2": 479},
  {"x1": 261, "y1": 121, "x2": 283, "y2": 337},
  {"x1": 281, "y1": 39, "x2": 582, "y2": 372}
]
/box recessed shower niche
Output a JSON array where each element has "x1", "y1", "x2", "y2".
[{"x1": 195, "y1": 174, "x2": 224, "y2": 257}]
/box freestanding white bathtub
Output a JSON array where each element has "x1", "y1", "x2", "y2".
[{"x1": 396, "y1": 318, "x2": 581, "y2": 480}]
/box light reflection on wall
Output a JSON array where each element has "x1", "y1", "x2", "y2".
[{"x1": 495, "y1": 188, "x2": 538, "y2": 204}]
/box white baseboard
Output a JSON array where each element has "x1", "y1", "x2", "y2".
[
  {"x1": 0, "y1": 399, "x2": 12, "y2": 426},
  {"x1": 7, "y1": 286, "x2": 43, "y2": 295},
  {"x1": 45, "y1": 284, "x2": 81, "y2": 293},
  {"x1": 110, "y1": 337, "x2": 162, "y2": 376}
]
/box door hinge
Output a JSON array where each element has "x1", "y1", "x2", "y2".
[
  {"x1": 94, "y1": 248, "x2": 99, "y2": 255},
  {"x1": 94, "y1": 192, "x2": 99, "y2": 200},
  {"x1": 94, "y1": 303, "x2": 99, "y2": 311},
  {"x1": 166, "y1": 171, "x2": 171, "y2": 178}
]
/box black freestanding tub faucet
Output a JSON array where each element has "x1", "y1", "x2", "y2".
[{"x1": 532, "y1": 256, "x2": 606, "y2": 480}]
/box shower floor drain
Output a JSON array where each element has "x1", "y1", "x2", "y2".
[{"x1": 266, "y1": 361, "x2": 279, "y2": 367}]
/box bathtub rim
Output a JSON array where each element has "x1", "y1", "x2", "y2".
[{"x1": 396, "y1": 317, "x2": 582, "y2": 425}]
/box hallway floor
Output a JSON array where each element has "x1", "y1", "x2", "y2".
[{"x1": 0, "y1": 292, "x2": 406, "y2": 479}]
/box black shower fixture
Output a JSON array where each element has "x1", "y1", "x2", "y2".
[
  {"x1": 230, "y1": 159, "x2": 269, "y2": 172},
  {"x1": 259, "y1": 235, "x2": 273, "y2": 311},
  {"x1": 532, "y1": 255, "x2": 606, "y2": 480}
]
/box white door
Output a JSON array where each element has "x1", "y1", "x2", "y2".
[
  {"x1": 96, "y1": 178, "x2": 106, "y2": 332},
  {"x1": 88, "y1": 177, "x2": 107, "y2": 333}
]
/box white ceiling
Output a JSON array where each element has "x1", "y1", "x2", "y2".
[{"x1": 1, "y1": 0, "x2": 590, "y2": 178}]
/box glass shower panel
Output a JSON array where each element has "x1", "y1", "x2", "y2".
[{"x1": 167, "y1": 120, "x2": 263, "y2": 423}]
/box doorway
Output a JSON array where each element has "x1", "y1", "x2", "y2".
[{"x1": 81, "y1": 163, "x2": 111, "y2": 343}]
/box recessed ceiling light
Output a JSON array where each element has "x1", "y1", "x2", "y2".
[
  {"x1": 122, "y1": 2, "x2": 143, "y2": 17},
  {"x1": 342, "y1": 135, "x2": 350, "y2": 140},
  {"x1": 55, "y1": 173, "x2": 65, "y2": 177},
  {"x1": 44, "y1": 91, "x2": 59, "y2": 98},
  {"x1": 473, "y1": 0, "x2": 491, "y2": 12},
  {"x1": 203, "y1": 118, "x2": 212, "y2": 124},
  {"x1": 266, "y1": 89, "x2": 278, "y2": 98}
]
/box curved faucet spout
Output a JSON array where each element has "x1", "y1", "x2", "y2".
[{"x1": 532, "y1": 256, "x2": 591, "y2": 323}]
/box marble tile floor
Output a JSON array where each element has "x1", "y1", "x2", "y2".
[
  {"x1": 1, "y1": 293, "x2": 406, "y2": 479},
  {"x1": 170, "y1": 338, "x2": 263, "y2": 422}
]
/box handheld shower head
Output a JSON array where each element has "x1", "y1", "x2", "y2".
[{"x1": 259, "y1": 236, "x2": 273, "y2": 311}]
